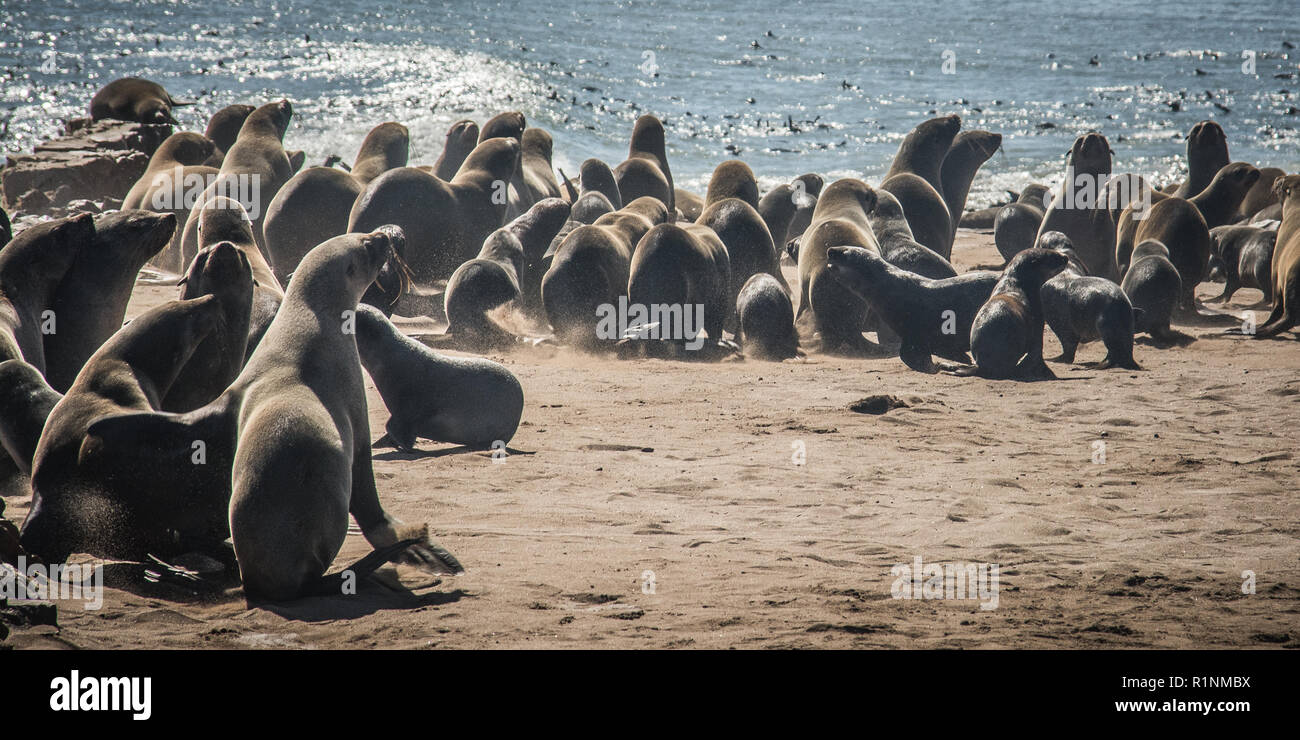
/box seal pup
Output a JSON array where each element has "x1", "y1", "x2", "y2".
[
  {"x1": 736, "y1": 273, "x2": 800, "y2": 361},
  {"x1": 868, "y1": 189, "x2": 957, "y2": 279},
  {"x1": 994, "y1": 184, "x2": 1051, "y2": 264},
  {"x1": 939, "y1": 130, "x2": 1002, "y2": 244},
  {"x1": 202, "y1": 103, "x2": 256, "y2": 168},
  {"x1": 22, "y1": 296, "x2": 228, "y2": 563},
  {"x1": 264, "y1": 122, "x2": 410, "y2": 284},
  {"x1": 1037, "y1": 233, "x2": 1141, "y2": 370},
  {"x1": 0, "y1": 214, "x2": 95, "y2": 371},
  {"x1": 795, "y1": 178, "x2": 880, "y2": 354},
  {"x1": 614, "y1": 115, "x2": 675, "y2": 212},
  {"x1": 349, "y1": 137, "x2": 520, "y2": 285},
  {"x1": 1253, "y1": 175, "x2": 1300, "y2": 338},
  {"x1": 443, "y1": 198, "x2": 570, "y2": 349},
  {"x1": 959, "y1": 248, "x2": 1069, "y2": 379},
  {"x1": 162, "y1": 242, "x2": 255, "y2": 413},
  {"x1": 43, "y1": 210, "x2": 176, "y2": 393},
  {"x1": 355, "y1": 304, "x2": 523, "y2": 450},
  {"x1": 122, "y1": 132, "x2": 216, "y2": 210},
  {"x1": 1117, "y1": 161, "x2": 1260, "y2": 278},
  {"x1": 542, "y1": 197, "x2": 670, "y2": 349},
  {"x1": 1036, "y1": 132, "x2": 1118, "y2": 280},
  {"x1": 433, "y1": 119, "x2": 481, "y2": 180},
  {"x1": 881, "y1": 115, "x2": 961, "y2": 258},
  {"x1": 1171, "y1": 121, "x2": 1230, "y2": 199},
  {"x1": 89, "y1": 77, "x2": 189, "y2": 124},
  {"x1": 1122, "y1": 162, "x2": 1260, "y2": 311},
  {"x1": 1208, "y1": 224, "x2": 1277, "y2": 304},
  {"x1": 578, "y1": 158, "x2": 622, "y2": 209},
  {"x1": 822, "y1": 246, "x2": 998, "y2": 372},
  {"x1": 1121, "y1": 240, "x2": 1190, "y2": 345}
]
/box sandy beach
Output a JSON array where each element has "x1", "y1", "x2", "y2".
[{"x1": 3, "y1": 228, "x2": 1295, "y2": 650}]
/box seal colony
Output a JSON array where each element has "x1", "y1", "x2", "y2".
[{"x1": 0, "y1": 76, "x2": 1294, "y2": 609}]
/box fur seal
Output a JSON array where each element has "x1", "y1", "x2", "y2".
[
  {"x1": 203, "y1": 104, "x2": 256, "y2": 168},
  {"x1": 1036, "y1": 132, "x2": 1117, "y2": 280},
  {"x1": 675, "y1": 189, "x2": 704, "y2": 221},
  {"x1": 1208, "y1": 224, "x2": 1277, "y2": 304},
  {"x1": 696, "y1": 160, "x2": 788, "y2": 314},
  {"x1": 963, "y1": 248, "x2": 1069, "y2": 379},
  {"x1": 477, "y1": 111, "x2": 533, "y2": 216},
  {"x1": 1117, "y1": 162, "x2": 1260, "y2": 278},
  {"x1": 822, "y1": 246, "x2": 998, "y2": 372},
  {"x1": 444, "y1": 198, "x2": 570, "y2": 348},
  {"x1": 795, "y1": 178, "x2": 880, "y2": 353},
  {"x1": 867, "y1": 190, "x2": 957, "y2": 279},
  {"x1": 89, "y1": 77, "x2": 187, "y2": 124},
  {"x1": 264, "y1": 122, "x2": 409, "y2": 283},
  {"x1": 1255, "y1": 175, "x2": 1300, "y2": 337},
  {"x1": 1171, "y1": 121, "x2": 1230, "y2": 199},
  {"x1": 614, "y1": 115, "x2": 675, "y2": 212},
  {"x1": 433, "y1": 119, "x2": 481, "y2": 180},
  {"x1": 1, "y1": 206, "x2": 10, "y2": 246},
  {"x1": 22, "y1": 295, "x2": 228, "y2": 562},
  {"x1": 355, "y1": 304, "x2": 523, "y2": 449},
  {"x1": 349, "y1": 137, "x2": 519, "y2": 285},
  {"x1": 1120, "y1": 240, "x2": 1188, "y2": 344},
  {"x1": 520, "y1": 128, "x2": 563, "y2": 202},
  {"x1": 1238, "y1": 166, "x2": 1286, "y2": 221},
  {"x1": 77, "y1": 228, "x2": 462, "y2": 598},
  {"x1": 1038, "y1": 234, "x2": 1141, "y2": 370},
  {"x1": 704, "y1": 161, "x2": 760, "y2": 208},
  {"x1": 736, "y1": 272, "x2": 800, "y2": 361},
  {"x1": 0, "y1": 214, "x2": 94, "y2": 371},
  {"x1": 994, "y1": 184, "x2": 1050, "y2": 264},
  {"x1": 578, "y1": 158, "x2": 622, "y2": 208},
  {"x1": 0, "y1": 359, "x2": 63, "y2": 475},
  {"x1": 542, "y1": 196, "x2": 669, "y2": 348},
  {"x1": 626, "y1": 222, "x2": 731, "y2": 353},
  {"x1": 1122, "y1": 162, "x2": 1260, "y2": 309},
  {"x1": 784, "y1": 173, "x2": 823, "y2": 244},
  {"x1": 880, "y1": 115, "x2": 961, "y2": 258},
  {"x1": 939, "y1": 130, "x2": 1002, "y2": 244},
  {"x1": 43, "y1": 210, "x2": 176, "y2": 393},
  {"x1": 122, "y1": 132, "x2": 216, "y2": 210}
]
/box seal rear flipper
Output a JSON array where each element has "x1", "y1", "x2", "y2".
[
  {"x1": 301, "y1": 537, "x2": 423, "y2": 598},
  {"x1": 899, "y1": 344, "x2": 939, "y2": 373}
]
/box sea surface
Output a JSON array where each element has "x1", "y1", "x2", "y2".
[{"x1": 2, "y1": 0, "x2": 1298, "y2": 207}]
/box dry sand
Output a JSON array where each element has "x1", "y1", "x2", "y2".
[{"x1": 3, "y1": 230, "x2": 1297, "y2": 649}]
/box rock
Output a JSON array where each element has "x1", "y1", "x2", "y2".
[
  {"x1": 64, "y1": 199, "x2": 102, "y2": 214},
  {"x1": 17, "y1": 188, "x2": 51, "y2": 213},
  {"x1": 1, "y1": 119, "x2": 170, "y2": 212}
]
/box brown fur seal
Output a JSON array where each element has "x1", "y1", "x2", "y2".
[
  {"x1": 823, "y1": 246, "x2": 998, "y2": 372},
  {"x1": 675, "y1": 189, "x2": 704, "y2": 221},
  {"x1": 626, "y1": 222, "x2": 731, "y2": 355},
  {"x1": 0, "y1": 214, "x2": 94, "y2": 371},
  {"x1": 264, "y1": 122, "x2": 409, "y2": 283},
  {"x1": 89, "y1": 77, "x2": 188, "y2": 124},
  {"x1": 75, "y1": 229, "x2": 461, "y2": 599},
  {"x1": 696, "y1": 160, "x2": 788, "y2": 315},
  {"x1": 1208, "y1": 223, "x2": 1277, "y2": 304},
  {"x1": 203, "y1": 104, "x2": 256, "y2": 168},
  {"x1": 940, "y1": 130, "x2": 1002, "y2": 244},
  {"x1": 520, "y1": 128, "x2": 563, "y2": 202},
  {"x1": 349, "y1": 137, "x2": 519, "y2": 285},
  {"x1": 961, "y1": 248, "x2": 1069, "y2": 379},
  {"x1": 578, "y1": 158, "x2": 622, "y2": 208},
  {"x1": 736, "y1": 272, "x2": 800, "y2": 361},
  {"x1": 542, "y1": 196, "x2": 669, "y2": 348},
  {"x1": 189, "y1": 197, "x2": 283, "y2": 358},
  {"x1": 1254, "y1": 175, "x2": 1300, "y2": 337},
  {"x1": 122, "y1": 132, "x2": 216, "y2": 210},
  {"x1": 356, "y1": 304, "x2": 523, "y2": 450},
  {"x1": 784, "y1": 173, "x2": 823, "y2": 244},
  {"x1": 43, "y1": 210, "x2": 176, "y2": 393},
  {"x1": 1038, "y1": 233, "x2": 1141, "y2": 370},
  {"x1": 880, "y1": 115, "x2": 961, "y2": 258},
  {"x1": 1121, "y1": 240, "x2": 1187, "y2": 345},
  {"x1": 478, "y1": 111, "x2": 533, "y2": 215},
  {"x1": 795, "y1": 178, "x2": 880, "y2": 354},
  {"x1": 0, "y1": 359, "x2": 63, "y2": 475},
  {"x1": 22, "y1": 295, "x2": 228, "y2": 562},
  {"x1": 868, "y1": 190, "x2": 957, "y2": 279},
  {"x1": 1036, "y1": 132, "x2": 1117, "y2": 280},
  {"x1": 163, "y1": 242, "x2": 255, "y2": 412},
  {"x1": 704, "y1": 160, "x2": 760, "y2": 209},
  {"x1": 443, "y1": 198, "x2": 570, "y2": 349},
  {"x1": 1124, "y1": 162, "x2": 1260, "y2": 309},
  {"x1": 1171, "y1": 121, "x2": 1230, "y2": 199},
  {"x1": 614, "y1": 115, "x2": 675, "y2": 212},
  {"x1": 994, "y1": 184, "x2": 1051, "y2": 263},
  {"x1": 433, "y1": 120, "x2": 481, "y2": 181},
  {"x1": 1237, "y1": 167, "x2": 1286, "y2": 221},
  {"x1": 1117, "y1": 162, "x2": 1259, "y2": 277}
]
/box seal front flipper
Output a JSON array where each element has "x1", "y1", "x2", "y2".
[
  {"x1": 898, "y1": 343, "x2": 939, "y2": 374},
  {"x1": 0, "y1": 359, "x2": 63, "y2": 475}
]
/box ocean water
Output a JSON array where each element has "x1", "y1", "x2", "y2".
[{"x1": 2, "y1": 0, "x2": 1297, "y2": 207}]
